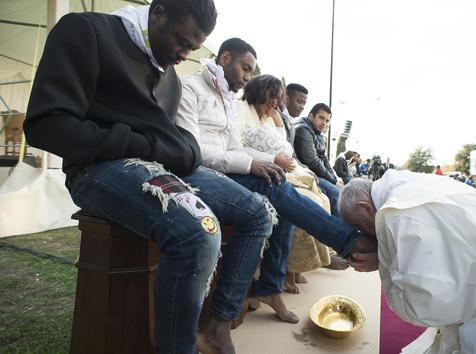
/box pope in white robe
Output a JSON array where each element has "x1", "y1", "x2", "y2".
[{"x1": 338, "y1": 170, "x2": 476, "y2": 354}]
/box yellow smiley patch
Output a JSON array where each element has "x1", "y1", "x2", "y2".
[{"x1": 200, "y1": 216, "x2": 219, "y2": 235}]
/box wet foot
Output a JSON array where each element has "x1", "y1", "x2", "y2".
[
  {"x1": 324, "y1": 255, "x2": 350, "y2": 270},
  {"x1": 295, "y1": 273, "x2": 308, "y2": 283},
  {"x1": 255, "y1": 293, "x2": 299, "y2": 323},
  {"x1": 284, "y1": 271, "x2": 300, "y2": 294},
  {"x1": 196, "y1": 318, "x2": 236, "y2": 354}
]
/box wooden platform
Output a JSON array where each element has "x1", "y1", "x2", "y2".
[{"x1": 231, "y1": 268, "x2": 381, "y2": 354}]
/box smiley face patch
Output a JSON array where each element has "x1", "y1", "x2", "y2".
[
  {"x1": 200, "y1": 216, "x2": 219, "y2": 235},
  {"x1": 173, "y1": 192, "x2": 219, "y2": 235}
]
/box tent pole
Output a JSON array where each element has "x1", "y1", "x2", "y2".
[
  {"x1": 18, "y1": 21, "x2": 42, "y2": 165},
  {"x1": 47, "y1": 0, "x2": 70, "y2": 31},
  {"x1": 41, "y1": 0, "x2": 70, "y2": 169},
  {"x1": 327, "y1": 0, "x2": 336, "y2": 160}
]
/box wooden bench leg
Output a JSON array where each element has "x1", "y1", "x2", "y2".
[
  {"x1": 69, "y1": 214, "x2": 255, "y2": 354},
  {"x1": 70, "y1": 212, "x2": 159, "y2": 354}
]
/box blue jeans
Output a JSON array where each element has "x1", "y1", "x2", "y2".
[
  {"x1": 341, "y1": 174, "x2": 353, "y2": 185},
  {"x1": 227, "y1": 174, "x2": 359, "y2": 297},
  {"x1": 318, "y1": 177, "x2": 341, "y2": 217},
  {"x1": 69, "y1": 159, "x2": 273, "y2": 354}
]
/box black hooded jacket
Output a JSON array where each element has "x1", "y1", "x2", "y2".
[
  {"x1": 293, "y1": 117, "x2": 337, "y2": 184},
  {"x1": 24, "y1": 12, "x2": 202, "y2": 184}
]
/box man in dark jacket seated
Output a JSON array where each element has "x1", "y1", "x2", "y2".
[
  {"x1": 294, "y1": 103, "x2": 342, "y2": 216},
  {"x1": 334, "y1": 150, "x2": 356, "y2": 185}
]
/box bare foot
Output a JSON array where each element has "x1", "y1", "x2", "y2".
[
  {"x1": 324, "y1": 255, "x2": 350, "y2": 270},
  {"x1": 248, "y1": 297, "x2": 260, "y2": 311},
  {"x1": 255, "y1": 293, "x2": 299, "y2": 323},
  {"x1": 295, "y1": 273, "x2": 308, "y2": 283},
  {"x1": 284, "y1": 271, "x2": 300, "y2": 294},
  {"x1": 196, "y1": 318, "x2": 236, "y2": 354}
]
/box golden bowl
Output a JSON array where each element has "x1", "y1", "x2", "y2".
[{"x1": 310, "y1": 295, "x2": 366, "y2": 338}]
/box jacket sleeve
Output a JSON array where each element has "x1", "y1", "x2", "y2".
[
  {"x1": 176, "y1": 79, "x2": 252, "y2": 174},
  {"x1": 226, "y1": 119, "x2": 256, "y2": 170},
  {"x1": 294, "y1": 127, "x2": 337, "y2": 184},
  {"x1": 243, "y1": 146, "x2": 275, "y2": 163},
  {"x1": 24, "y1": 13, "x2": 151, "y2": 166},
  {"x1": 324, "y1": 157, "x2": 338, "y2": 180},
  {"x1": 334, "y1": 158, "x2": 349, "y2": 178},
  {"x1": 378, "y1": 211, "x2": 476, "y2": 327}
]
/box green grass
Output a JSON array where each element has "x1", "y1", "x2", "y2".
[
  {"x1": 0, "y1": 227, "x2": 80, "y2": 353},
  {"x1": 1, "y1": 227, "x2": 80, "y2": 262}
]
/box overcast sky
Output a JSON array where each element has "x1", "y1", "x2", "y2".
[{"x1": 207, "y1": 0, "x2": 476, "y2": 166}]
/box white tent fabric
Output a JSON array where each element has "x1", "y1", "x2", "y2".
[
  {"x1": 0, "y1": 163, "x2": 79, "y2": 238},
  {"x1": 0, "y1": 0, "x2": 215, "y2": 114},
  {"x1": 0, "y1": 0, "x2": 216, "y2": 238}
]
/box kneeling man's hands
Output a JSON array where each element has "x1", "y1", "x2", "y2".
[
  {"x1": 348, "y1": 234, "x2": 379, "y2": 272},
  {"x1": 349, "y1": 252, "x2": 379, "y2": 272}
]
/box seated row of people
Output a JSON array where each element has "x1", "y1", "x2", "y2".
[{"x1": 23, "y1": 1, "x2": 377, "y2": 353}]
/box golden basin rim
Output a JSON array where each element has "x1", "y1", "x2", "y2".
[{"x1": 309, "y1": 294, "x2": 366, "y2": 335}]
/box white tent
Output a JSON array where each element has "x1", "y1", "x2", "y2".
[
  {"x1": 0, "y1": 0, "x2": 215, "y2": 121},
  {"x1": 0, "y1": 0, "x2": 216, "y2": 237},
  {"x1": 0, "y1": 163, "x2": 80, "y2": 237}
]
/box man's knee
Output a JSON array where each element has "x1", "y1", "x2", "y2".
[
  {"x1": 269, "y1": 181, "x2": 301, "y2": 204},
  {"x1": 266, "y1": 179, "x2": 294, "y2": 195},
  {"x1": 181, "y1": 217, "x2": 221, "y2": 254},
  {"x1": 150, "y1": 193, "x2": 221, "y2": 263}
]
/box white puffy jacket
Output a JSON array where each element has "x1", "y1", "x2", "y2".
[{"x1": 176, "y1": 67, "x2": 252, "y2": 174}]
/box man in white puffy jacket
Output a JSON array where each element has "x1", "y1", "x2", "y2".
[{"x1": 338, "y1": 170, "x2": 476, "y2": 354}]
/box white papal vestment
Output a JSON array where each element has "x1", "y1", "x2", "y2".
[{"x1": 371, "y1": 170, "x2": 476, "y2": 354}]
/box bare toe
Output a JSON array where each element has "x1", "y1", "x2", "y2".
[
  {"x1": 324, "y1": 255, "x2": 350, "y2": 270},
  {"x1": 196, "y1": 319, "x2": 236, "y2": 354},
  {"x1": 284, "y1": 282, "x2": 300, "y2": 294},
  {"x1": 255, "y1": 294, "x2": 300, "y2": 324},
  {"x1": 295, "y1": 273, "x2": 308, "y2": 283}
]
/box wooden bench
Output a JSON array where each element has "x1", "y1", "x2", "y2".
[{"x1": 69, "y1": 211, "x2": 256, "y2": 354}]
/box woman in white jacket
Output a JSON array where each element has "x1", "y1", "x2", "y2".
[{"x1": 236, "y1": 74, "x2": 348, "y2": 293}]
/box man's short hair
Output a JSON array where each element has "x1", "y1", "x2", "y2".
[
  {"x1": 216, "y1": 38, "x2": 257, "y2": 63},
  {"x1": 286, "y1": 83, "x2": 308, "y2": 95},
  {"x1": 309, "y1": 103, "x2": 332, "y2": 116},
  {"x1": 149, "y1": 0, "x2": 217, "y2": 34},
  {"x1": 344, "y1": 151, "x2": 355, "y2": 160}
]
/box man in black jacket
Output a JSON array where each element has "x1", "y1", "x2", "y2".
[
  {"x1": 24, "y1": 1, "x2": 275, "y2": 353},
  {"x1": 334, "y1": 150, "x2": 356, "y2": 184},
  {"x1": 294, "y1": 103, "x2": 342, "y2": 216}
]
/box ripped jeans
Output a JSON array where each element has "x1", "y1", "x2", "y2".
[{"x1": 68, "y1": 159, "x2": 273, "y2": 354}]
